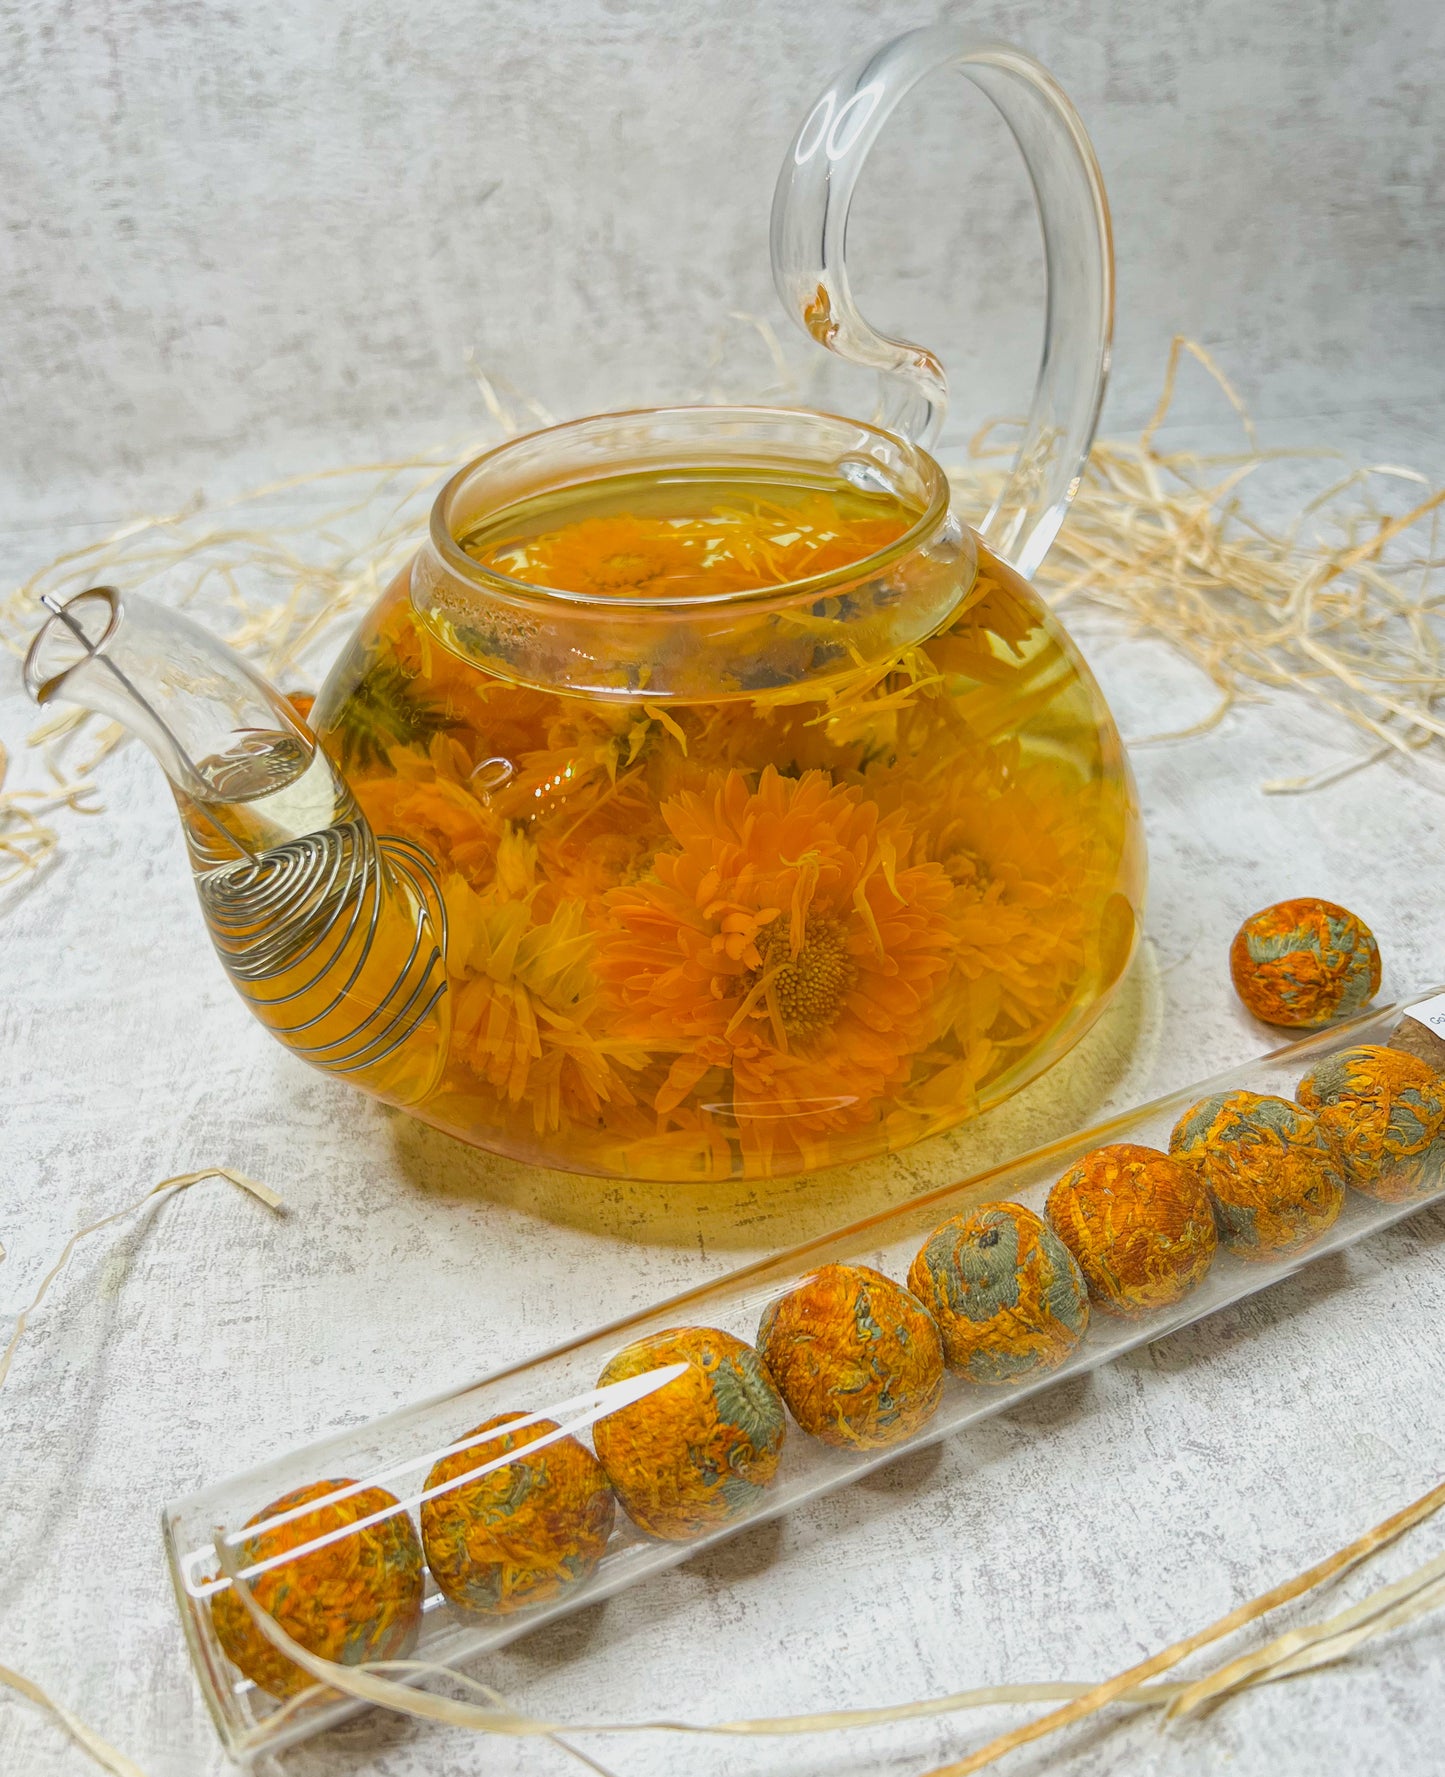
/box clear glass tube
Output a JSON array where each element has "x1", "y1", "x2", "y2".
[{"x1": 165, "y1": 991, "x2": 1445, "y2": 1763}]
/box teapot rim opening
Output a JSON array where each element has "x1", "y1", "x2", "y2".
[
  {"x1": 23, "y1": 584, "x2": 123, "y2": 707},
  {"x1": 426, "y1": 402, "x2": 953, "y2": 614}
]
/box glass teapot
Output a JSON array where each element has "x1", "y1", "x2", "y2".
[{"x1": 25, "y1": 26, "x2": 1143, "y2": 1183}]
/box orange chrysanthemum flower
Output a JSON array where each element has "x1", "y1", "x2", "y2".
[
  {"x1": 441, "y1": 831, "x2": 641, "y2": 1136},
  {"x1": 491, "y1": 703, "x2": 660, "y2": 829},
  {"x1": 473, "y1": 500, "x2": 911, "y2": 602},
  {"x1": 351, "y1": 733, "x2": 507, "y2": 890},
  {"x1": 869, "y1": 736, "x2": 1119, "y2": 1049},
  {"x1": 483, "y1": 515, "x2": 708, "y2": 598},
  {"x1": 595, "y1": 768, "x2": 958, "y2": 1169},
  {"x1": 684, "y1": 695, "x2": 869, "y2": 781}
]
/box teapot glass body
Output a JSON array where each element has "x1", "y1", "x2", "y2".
[{"x1": 308, "y1": 405, "x2": 1144, "y2": 1179}]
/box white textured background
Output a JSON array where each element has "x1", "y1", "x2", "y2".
[
  {"x1": 4, "y1": 0, "x2": 1445, "y2": 512},
  {"x1": 3, "y1": 4, "x2": 1445, "y2": 1777}
]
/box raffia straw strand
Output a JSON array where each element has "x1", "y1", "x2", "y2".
[
  {"x1": 0, "y1": 1663, "x2": 148, "y2": 1777},
  {"x1": 1165, "y1": 1541, "x2": 1445, "y2": 1720},
  {"x1": 10, "y1": 1470, "x2": 1428, "y2": 1776},
  {"x1": 962, "y1": 334, "x2": 1444, "y2": 781},
  {"x1": 266, "y1": 1657, "x2": 1192, "y2": 1740},
  {"x1": 0, "y1": 1168, "x2": 283, "y2": 1777},
  {"x1": 208, "y1": 1474, "x2": 1445, "y2": 1761},
  {"x1": 213, "y1": 1535, "x2": 625, "y2": 1777},
  {"x1": 1138, "y1": 334, "x2": 1257, "y2": 455},
  {"x1": 216, "y1": 1527, "x2": 1184, "y2": 1749},
  {"x1": 0, "y1": 1168, "x2": 284, "y2": 1394},
  {"x1": 916, "y1": 1476, "x2": 1445, "y2": 1776}
]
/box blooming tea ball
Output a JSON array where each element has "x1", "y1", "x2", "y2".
[
  {"x1": 1046, "y1": 1143, "x2": 1217, "y2": 1317},
  {"x1": 1229, "y1": 898, "x2": 1381, "y2": 1028},
  {"x1": 1169, "y1": 1090, "x2": 1345, "y2": 1258},
  {"x1": 593, "y1": 1326, "x2": 786, "y2": 1541},
  {"x1": 420, "y1": 1412, "x2": 615, "y2": 1616},
  {"x1": 757, "y1": 1263, "x2": 944, "y2": 1448},
  {"x1": 907, "y1": 1202, "x2": 1088, "y2": 1384},
  {"x1": 1297, "y1": 1044, "x2": 1445, "y2": 1202},
  {"x1": 210, "y1": 1479, "x2": 424, "y2": 1699}
]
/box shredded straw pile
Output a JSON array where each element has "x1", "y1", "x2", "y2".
[
  {"x1": 2, "y1": 339, "x2": 1443, "y2": 898},
  {"x1": 972, "y1": 338, "x2": 1445, "y2": 789}
]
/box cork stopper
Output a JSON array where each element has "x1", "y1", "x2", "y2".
[{"x1": 1388, "y1": 1005, "x2": 1445, "y2": 1076}]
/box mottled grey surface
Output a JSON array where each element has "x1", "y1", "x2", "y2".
[{"x1": 3, "y1": 4, "x2": 1445, "y2": 1775}]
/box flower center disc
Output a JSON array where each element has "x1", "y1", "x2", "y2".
[
  {"x1": 755, "y1": 916, "x2": 856, "y2": 1038},
  {"x1": 593, "y1": 548, "x2": 669, "y2": 592}
]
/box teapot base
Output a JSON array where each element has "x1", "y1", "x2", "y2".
[{"x1": 392, "y1": 955, "x2": 1138, "y2": 1184}]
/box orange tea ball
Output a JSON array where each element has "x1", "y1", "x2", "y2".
[
  {"x1": 757, "y1": 1263, "x2": 943, "y2": 1448},
  {"x1": 1046, "y1": 1143, "x2": 1217, "y2": 1318},
  {"x1": 420, "y1": 1412, "x2": 615, "y2": 1616},
  {"x1": 907, "y1": 1202, "x2": 1089, "y2": 1384},
  {"x1": 210, "y1": 1479, "x2": 424, "y2": 1699},
  {"x1": 1229, "y1": 898, "x2": 1381, "y2": 1027},
  {"x1": 1169, "y1": 1090, "x2": 1345, "y2": 1258},
  {"x1": 593, "y1": 1326, "x2": 786, "y2": 1541},
  {"x1": 1297, "y1": 1044, "x2": 1445, "y2": 1202}
]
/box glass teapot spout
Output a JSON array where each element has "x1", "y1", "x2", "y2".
[{"x1": 24, "y1": 587, "x2": 450, "y2": 1106}]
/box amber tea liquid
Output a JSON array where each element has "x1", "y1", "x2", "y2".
[
  {"x1": 312, "y1": 464, "x2": 1144, "y2": 1180},
  {"x1": 459, "y1": 465, "x2": 920, "y2": 600}
]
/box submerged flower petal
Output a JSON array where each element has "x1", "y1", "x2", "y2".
[{"x1": 595, "y1": 767, "x2": 959, "y2": 1167}]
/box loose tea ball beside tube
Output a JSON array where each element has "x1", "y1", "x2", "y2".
[
  {"x1": 420, "y1": 1413, "x2": 614, "y2": 1615},
  {"x1": 757, "y1": 1263, "x2": 944, "y2": 1448},
  {"x1": 1229, "y1": 898, "x2": 1380, "y2": 1028},
  {"x1": 1297, "y1": 1044, "x2": 1445, "y2": 1202},
  {"x1": 210, "y1": 1479, "x2": 424, "y2": 1699},
  {"x1": 907, "y1": 1202, "x2": 1089, "y2": 1384},
  {"x1": 1046, "y1": 1144, "x2": 1217, "y2": 1317},
  {"x1": 593, "y1": 1326, "x2": 785, "y2": 1541},
  {"x1": 1170, "y1": 1090, "x2": 1346, "y2": 1259}
]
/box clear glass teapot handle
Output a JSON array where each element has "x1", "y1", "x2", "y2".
[{"x1": 771, "y1": 25, "x2": 1113, "y2": 579}]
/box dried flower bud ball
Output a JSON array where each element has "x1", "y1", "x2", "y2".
[
  {"x1": 756, "y1": 1263, "x2": 943, "y2": 1448},
  {"x1": 1229, "y1": 898, "x2": 1381, "y2": 1028},
  {"x1": 210, "y1": 1479, "x2": 423, "y2": 1699},
  {"x1": 420, "y1": 1412, "x2": 614, "y2": 1616},
  {"x1": 1297, "y1": 1044, "x2": 1445, "y2": 1202},
  {"x1": 593, "y1": 1326, "x2": 786, "y2": 1541},
  {"x1": 907, "y1": 1202, "x2": 1088, "y2": 1384},
  {"x1": 1046, "y1": 1143, "x2": 1217, "y2": 1318},
  {"x1": 1169, "y1": 1090, "x2": 1345, "y2": 1259}
]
